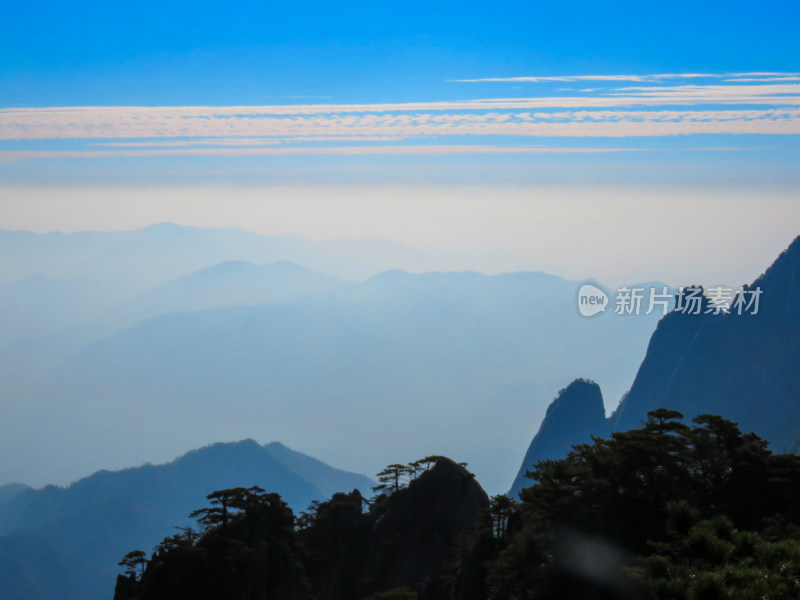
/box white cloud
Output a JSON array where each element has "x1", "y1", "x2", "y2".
[
  {"x1": 614, "y1": 83, "x2": 800, "y2": 96},
  {"x1": 452, "y1": 72, "x2": 800, "y2": 83},
  {"x1": 0, "y1": 145, "x2": 644, "y2": 162},
  {"x1": 451, "y1": 73, "x2": 716, "y2": 83},
  {"x1": 725, "y1": 77, "x2": 800, "y2": 82},
  {"x1": 1, "y1": 106, "x2": 798, "y2": 150},
  {"x1": 91, "y1": 135, "x2": 411, "y2": 147},
  {"x1": 1, "y1": 74, "x2": 799, "y2": 157}
]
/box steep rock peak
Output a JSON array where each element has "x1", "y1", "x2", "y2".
[
  {"x1": 543, "y1": 378, "x2": 606, "y2": 426},
  {"x1": 509, "y1": 379, "x2": 607, "y2": 498}
]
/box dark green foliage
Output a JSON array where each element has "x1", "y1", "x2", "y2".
[
  {"x1": 115, "y1": 456, "x2": 489, "y2": 600},
  {"x1": 445, "y1": 410, "x2": 800, "y2": 600},
  {"x1": 121, "y1": 486, "x2": 306, "y2": 600},
  {"x1": 517, "y1": 411, "x2": 797, "y2": 552},
  {"x1": 117, "y1": 550, "x2": 148, "y2": 579},
  {"x1": 297, "y1": 490, "x2": 373, "y2": 600},
  {"x1": 113, "y1": 416, "x2": 800, "y2": 600},
  {"x1": 408, "y1": 456, "x2": 440, "y2": 478},
  {"x1": 486, "y1": 494, "x2": 516, "y2": 540},
  {"x1": 372, "y1": 464, "x2": 413, "y2": 495},
  {"x1": 635, "y1": 508, "x2": 800, "y2": 599},
  {"x1": 152, "y1": 527, "x2": 198, "y2": 555},
  {"x1": 371, "y1": 458, "x2": 452, "y2": 496},
  {"x1": 362, "y1": 587, "x2": 418, "y2": 600}
]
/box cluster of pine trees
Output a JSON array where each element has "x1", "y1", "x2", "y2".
[
  {"x1": 115, "y1": 411, "x2": 800, "y2": 600},
  {"x1": 116, "y1": 485, "x2": 302, "y2": 599},
  {"x1": 115, "y1": 456, "x2": 480, "y2": 600},
  {"x1": 478, "y1": 410, "x2": 800, "y2": 599}
]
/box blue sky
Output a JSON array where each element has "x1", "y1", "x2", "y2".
[
  {"x1": 1, "y1": 0, "x2": 799, "y2": 284},
  {"x1": 3, "y1": 0, "x2": 800, "y2": 106},
  {"x1": 2, "y1": 0, "x2": 798, "y2": 170}
]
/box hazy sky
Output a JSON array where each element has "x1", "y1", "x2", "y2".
[
  {"x1": 1, "y1": 0, "x2": 799, "y2": 493},
  {"x1": 1, "y1": 183, "x2": 797, "y2": 288},
  {"x1": 2, "y1": 0, "x2": 800, "y2": 288}
]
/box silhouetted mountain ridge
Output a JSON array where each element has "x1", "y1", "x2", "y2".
[
  {"x1": 0, "y1": 484, "x2": 29, "y2": 508},
  {"x1": 6, "y1": 262, "x2": 665, "y2": 492},
  {"x1": 510, "y1": 235, "x2": 800, "y2": 496},
  {"x1": 0, "y1": 440, "x2": 374, "y2": 600}
]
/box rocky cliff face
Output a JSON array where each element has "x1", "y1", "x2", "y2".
[
  {"x1": 511, "y1": 236, "x2": 800, "y2": 497},
  {"x1": 509, "y1": 379, "x2": 608, "y2": 498},
  {"x1": 612, "y1": 235, "x2": 800, "y2": 446}
]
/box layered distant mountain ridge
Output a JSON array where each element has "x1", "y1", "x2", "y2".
[
  {"x1": 511, "y1": 235, "x2": 800, "y2": 496},
  {"x1": 0, "y1": 440, "x2": 374, "y2": 600},
  {"x1": 0, "y1": 223, "x2": 663, "y2": 492}
]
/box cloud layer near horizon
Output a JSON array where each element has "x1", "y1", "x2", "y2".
[{"x1": 1, "y1": 73, "x2": 799, "y2": 161}]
